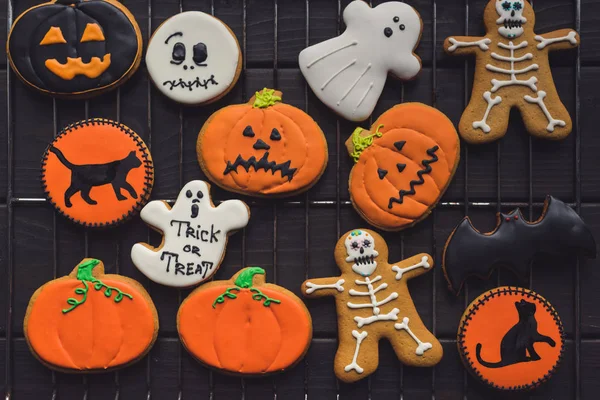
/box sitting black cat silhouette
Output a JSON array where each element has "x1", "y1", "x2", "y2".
[
  {"x1": 49, "y1": 146, "x2": 142, "y2": 208},
  {"x1": 476, "y1": 299, "x2": 556, "y2": 368}
]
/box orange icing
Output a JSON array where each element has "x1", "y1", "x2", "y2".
[
  {"x1": 348, "y1": 103, "x2": 460, "y2": 230},
  {"x1": 39, "y1": 26, "x2": 67, "y2": 45},
  {"x1": 80, "y1": 23, "x2": 106, "y2": 42},
  {"x1": 45, "y1": 54, "x2": 111, "y2": 80}
]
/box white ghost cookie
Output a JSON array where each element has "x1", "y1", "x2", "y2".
[
  {"x1": 146, "y1": 11, "x2": 242, "y2": 105},
  {"x1": 131, "y1": 181, "x2": 250, "y2": 287},
  {"x1": 299, "y1": 1, "x2": 423, "y2": 122}
]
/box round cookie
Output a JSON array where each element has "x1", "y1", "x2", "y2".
[
  {"x1": 177, "y1": 267, "x2": 312, "y2": 376},
  {"x1": 197, "y1": 88, "x2": 328, "y2": 197},
  {"x1": 41, "y1": 118, "x2": 154, "y2": 228},
  {"x1": 24, "y1": 258, "x2": 158, "y2": 372},
  {"x1": 458, "y1": 287, "x2": 564, "y2": 391},
  {"x1": 346, "y1": 103, "x2": 460, "y2": 231},
  {"x1": 7, "y1": 0, "x2": 143, "y2": 98},
  {"x1": 146, "y1": 11, "x2": 242, "y2": 105}
]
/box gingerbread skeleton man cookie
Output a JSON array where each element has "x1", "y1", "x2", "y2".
[
  {"x1": 131, "y1": 180, "x2": 250, "y2": 287},
  {"x1": 299, "y1": 0, "x2": 422, "y2": 122},
  {"x1": 302, "y1": 229, "x2": 442, "y2": 382},
  {"x1": 444, "y1": 0, "x2": 579, "y2": 144}
]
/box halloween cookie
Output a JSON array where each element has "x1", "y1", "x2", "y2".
[
  {"x1": 131, "y1": 180, "x2": 250, "y2": 288},
  {"x1": 24, "y1": 258, "x2": 158, "y2": 372},
  {"x1": 302, "y1": 229, "x2": 442, "y2": 383},
  {"x1": 146, "y1": 11, "x2": 241, "y2": 105},
  {"x1": 444, "y1": 0, "x2": 579, "y2": 144},
  {"x1": 443, "y1": 196, "x2": 596, "y2": 294},
  {"x1": 41, "y1": 118, "x2": 154, "y2": 228},
  {"x1": 346, "y1": 103, "x2": 460, "y2": 231},
  {"x1": 299, "y1": 1, "x2": 422, "y2": 121},
  {"x1": 178, "y1": 267, "x2": 312, "y2": 375},
  {"x1": 7, "y1": 0, "x2": 143, "y2": 98},
  {"x1": 458, "y1": 287, "x2": 564, "y2": 391},
  {"x1": 197, "y1": 88, "x2": 328, "y2": 197}
]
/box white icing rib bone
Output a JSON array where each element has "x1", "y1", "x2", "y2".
[
  {"x1": 345, "y1": 330, "x2": 368, "y2": 374},
  {"x1": 305, "y1": 279, "x2": 345, "y2": 294},
  {"x1": 491, "y1": 52, "x2": 533, "y2": 62},
  {"x1": 394, "y1": 317, "x2": 433, "y2": 356},
  {"x1": 498, "y1": 41, "x2": 529, "y2": 50},
  {"x1": 391, "y1": 256, "x2": 431, "y2": 280},
  {"x1": 347, "y1": 292, "x2": 398, "y2": 311},
  {"x1": 473, "y1": 91, "x2": 502, "y2": 133},
  {"x1": 491, "y1": 76, "x2": 538, "y2": 92},
  {"x1": 354, "y1": 308, "x2": 400, "y2": 328},
  {"x1": 524, "y1": 91, "x2": 566, "y2": 132},
  {"x1": 535, "y1": 31, "x2": 578, "y2": 50},
  {"x1": 485, "y1": 64, "x2": 539, "y2": 75},
  {"x1": 447, "y1": 37, "x2": 491, "y2": 52},
  {"x1": 487, "y1": 41, "x2": 538, "y2": 93}
]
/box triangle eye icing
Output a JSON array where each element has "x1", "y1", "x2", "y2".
[
  {"x1": 270, "y1": 128, "x2": 282, "y2": 141},
  {"x1": 377, "y1": 168, "x2": 388, "y2": 180},
  {"x1": 80, "y1": 23, "x2": 105, "y2": 43},
  {"x1": 40, "y1": 26, "x2": 67, "y2": 46}
]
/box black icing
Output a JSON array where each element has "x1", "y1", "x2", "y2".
[
  {"x1": 163, "y1": 74, "x2": 218, "y2": 91},
  {"x1": 443, "y1": 196, "x2": 597, "y2": 294},
  {"x1": 270, "y1": 128, "x2": 281, "y2": 141},
  {"x1": 223, "y1": 152, "x2": 297, "y2": 182},
  {"x1": 393, "y1": 141, "x2": 406, "y2": 151},
  {"x1": 397, "y1": 163, "x2": 406, "y2": 173},
  {"x1": 384, "y1": 27, "x2": 393, "y2": 38},
  {"x1": 243, "y1": 126, "x2": 255, "y2": 137},
  {"x1": 171, "y1": 42, "x2": 186, "y2": 65},
  {"x1": 388, "y1": 146, "x2": 439, "y2": 209},
  {"x1": 393, "y1": 16, "x2": 400, "y2": 23},
  {"x1": 8, "y1": 0, "x2": 140, "y2": 94},
  {"x1": 378, "y1": 168, "x2": 388, "y2": 180},
  {"x1": 193, "y1": 42, "x2": 208, "y2": 66},
  {"x1": 253, "y1": 139, "x2": 271, "y2": 151},
  {"x1": 399, "y1": 24, "x2": 406, "y2": 31}
]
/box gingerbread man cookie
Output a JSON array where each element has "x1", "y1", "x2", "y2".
[
  {"x1": 302, "y1": 229, "x2": 442, "y2": 382},
  {"x1": 444, "y1": 0, "x2": 579, "y2": 144},
  {"x1": 131, "y1": 180, "x2": 250, "y2": 287}
]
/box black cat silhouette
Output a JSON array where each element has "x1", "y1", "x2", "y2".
[
  {"x1": 49, "y1": 146, "x2": 142, "y2": 208},
  {"x1": 476, "y1": 299, "x2": 556, "y2": 368}
]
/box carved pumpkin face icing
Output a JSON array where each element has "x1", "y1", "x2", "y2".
[
  {"x1": 7, "y1": 0, "x2": 142, "y2": 96},
  {"x1": 197, "y1": 89, "x2": 328, "y2": 197}
]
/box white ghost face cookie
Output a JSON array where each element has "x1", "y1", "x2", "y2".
[
  {"x1": 299, "y1": 1, "x2": 423, "y2": 122},
  {"x1": 146, "y1": 11, "x2": 242, "y2": 105},
  {"x1": 131, "y1": 180, "x2": 250, "y2": 287}
]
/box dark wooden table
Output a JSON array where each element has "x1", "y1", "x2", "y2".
[{"x1": 1, "y1": 0, "x2": 599, "y2": 398}]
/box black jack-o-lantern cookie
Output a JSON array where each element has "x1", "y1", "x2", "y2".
[
  {"x1": 458, "y1": 287, "x2": 564, "y2": 391},
  {"x1": 7, "y1": 0, "x2": 143, "y2": 98},
  {"x1": 41, "y1": 119, "x2": 154, "y2": 227}
]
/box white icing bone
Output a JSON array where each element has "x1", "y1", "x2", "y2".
[
  {"x1": 345, "y1": 330, "x2": 368, "y2": 373},
  {"x1": 354, "y1": 308, "x2": 400, "y2": 328},
  {"x1": 524, "y1": 91, "x2": 566, "y2": 132},
  {"x1": 535, "y1": 31, "x2": 578, "y2": 50},
  {"x1": 394, "y1": 317, "x2": 433, "y2": 356},
  {"x1": 391, "y1": 255, "x2": 431, "y2": 280},
  {"x1": 447, "y1": 37, "x2": 491, "y2": 52},
  {"x1": 473, "y1": 91, "x2": 502, "y2": 133},
  {"x1": 488, "y1": 41, "x2": 539, "y2": 93},
  {"x1": 305, "y1": 279, "x2": 345, "y2": 294}
]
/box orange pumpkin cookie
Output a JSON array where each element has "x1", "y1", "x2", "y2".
[
  {"x1": 41, "y1": 118, "x2": 154, "y2": 227},
  {"x1": 458, "y1": 287, "x2": 564, "y2": 391},
  {"x1": 346, "y1": 103, "x2": 460, "y2": 231},
  {"x1": 178, "y1": 267, "x2": 312, "y2": 375},
  {"x1": 24, "y1": 258, "x2": 159, "y2": 372},
  {"x1": 197, "y1": 88, "x2": 328, "y2": 197}
]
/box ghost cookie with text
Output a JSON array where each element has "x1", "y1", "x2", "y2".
[
  {"x1": 197, "y1": 89, "x2": 328, "y2": 197},
  {"x1": 8, "y1": 0, "x2": 143, "y2": 98},
  {"x1": 458, "y1": 287, "x2": 564, "y2": 391},
  {"x1": 299, "y1": 0, "x2": 422, "y2": 121},
  {"x1": 302, "y1": 229, "x2": 442, "y2": 383},
  {"x1": 146, "y1": 11, "x2": 242, "y2": 105},
  {"x1": 131, "y1": 180, "x2": 250, "y2": 287},
  {"x1": 444, "y1": 0, "x2": 580, "y2": 144},
  {"x1": 41, "y1": 119, "x2": 154, "y2": 227}
]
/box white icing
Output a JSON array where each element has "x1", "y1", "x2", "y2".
[
  {"x1": 299, "y1": 1, "x2": 422, "y2": 121},
  {"x1": 485, "y1": 64, "x2": 539, "y2": 75},
  {"x1": 146, "y1": 11, "x2": 240, "y2": 105},
  {"x1": 524, "y1": 91, "x2": 566, "y2": 132},
  {"x1": 487, "y1": 41, "x2": 538, "y2": 93},
  {"x1": 447, "y1": 37, "x2": 491, "y2": 52},
  {"x1": 391, "y1": 255, "x2": 431, "y2": 280},
  {"x1": 394, "y1": 317, "x2": 433, "y2": 356},
  {"x1": 345, "y1": 330, "x2": 368, "y2": 373},
  {"x1": 535, "y1": 31, "x2": 578, "y2": 50},
  {"x1": 473, "y1": 91, "x2": 502, "y2": 133},
  {"x1": 131, "y1": 180, "x2": 249, "y2": 287},
  {"x1": 354, "y1": 308, "x2": 400, "y2": 328},
  {"x1": 497, "y1": 41, "x2": 528, "y2": 50},
  {"x1": 491, "y1": 52, "x2": 533, "y2": 62},
  {"x1": 305, "y1": 279, "x2": 345, "y2": 294},
  {"x1": 495, "y1": 0, "x2": 527, "y2": 39},
  {"x1": 345, "y1": 230, "x2": 379, "y2": 277}
]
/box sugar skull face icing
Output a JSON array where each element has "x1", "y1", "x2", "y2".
[
  {"x1": 345, "y1": 230, "x2": 379, "y2": 277},
  {"x1": 146, "y1": 11, "x2": 241, "y2": 105},
  {"x1": 495, "y1": 0, "x2": 526, "y2": 39}
]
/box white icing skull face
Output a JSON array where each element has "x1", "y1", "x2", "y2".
[
  {"x1": 175, "y1": 180, "x2": 209, "y2": 219},
  {"x1": 345, "y1": 230, "x2": 379, "y2": 277},
  {"x1": 146, "y1": 11, "x2": 241, "y2": 105},
  {"x1": 496, "y1": 0, "x2": 527, "y2": 39}
]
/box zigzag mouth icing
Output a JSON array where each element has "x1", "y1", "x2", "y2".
[
  {"x1": 502, "y1": 19, "x2": 523, "y2": 29},
  {"x1": 223, "y1": 152, "x2": 297, "y2": 181},
  {"x1": 353, "y1": 255, "x2": 375, "y2": 265}
]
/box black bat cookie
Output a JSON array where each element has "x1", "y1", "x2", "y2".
[{"x1": 443, "y1": 196, "x2": 596, "y2": 294}]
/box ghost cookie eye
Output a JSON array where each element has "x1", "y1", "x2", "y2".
[{"x1": 171, "y1": 42, "x2": 186, "y2": 65}]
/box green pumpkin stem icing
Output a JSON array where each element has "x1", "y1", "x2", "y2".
[
  {"x1": 252, "y1": 88, "x2": 282, "y2": 108},
  {"x1": 212, "y1": 267, "x2": 281, "y2": 308},
  {"x1": 350, "y1": 124, "x2": 385, "y2": 163},
  {"x1": 62, "y1": 259, "x2": 133, "y2": 314}
]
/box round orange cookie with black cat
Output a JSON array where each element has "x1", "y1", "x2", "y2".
[
  {"x1": 458, "y1": 287, "x2": 564, "y2": 391},
  {"x1": 41, "y1": 118, "x2": 154, "y2": 227}
]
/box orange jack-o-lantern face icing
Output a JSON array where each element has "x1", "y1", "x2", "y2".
[
  {"x1": 458, "y1": 287, "x2": 564, "y2": 391},
  {"x1": 197, "y1": 88, "x2": 328, "y2": 197},
  {"x1": 346, "y1": 103, "x2": 460, "y2": 231}
]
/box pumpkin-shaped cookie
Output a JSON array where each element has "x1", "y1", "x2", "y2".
[
  {"x1": 197, "y1": 88, "x2": 328, "y2": 197},
  {"x1": 7, "y1": 0, "x2": 142, "y2": 97},
  {"x1": 24, "y1": 258, "x2": 158, "y2": 372},
  {"x1": 178, "y1": 267, "x2": 312, "y2": 375},
  {"x1": 346, "y1": 103, "x2": 460, "y2": 231}
]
